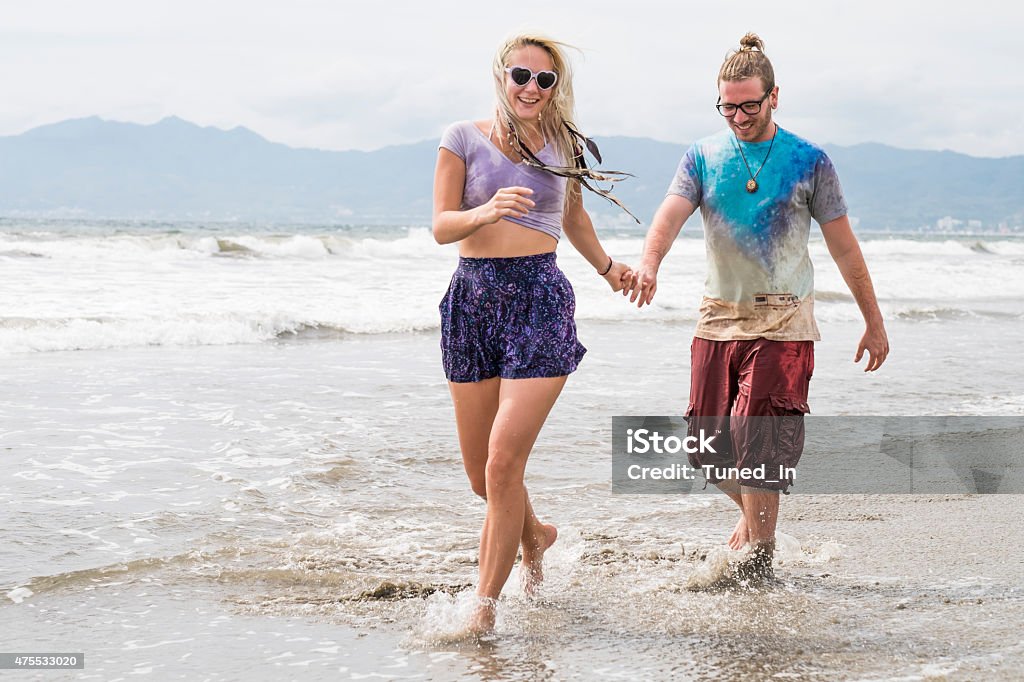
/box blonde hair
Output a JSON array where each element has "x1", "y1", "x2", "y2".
[
  {"x1": 718, "y1": 32, "x2": 775, "y2": 90},
  {"x1": 492, "y1": 33, "x2": 578, "y2": 169},
  {"x1": 491, "y1": 33, "x2": 637, "y2": 222}
]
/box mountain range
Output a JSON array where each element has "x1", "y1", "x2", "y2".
[{"x1": 1, "y1": 116, "x2": 1021, "y2": 230}]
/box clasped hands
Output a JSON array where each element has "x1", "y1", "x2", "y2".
[{"x1": 606, "y1": 261, "x2": 658, "y2": 308}]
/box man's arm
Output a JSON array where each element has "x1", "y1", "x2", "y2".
[
  {"x1": 627, "y1": 194, "x2": 697, "y2": 307},
  {"x1": 820, "y1": 215, "x2": 889, "y2": 372}
]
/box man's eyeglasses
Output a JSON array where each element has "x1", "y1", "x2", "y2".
[
  {"x1": 505, "y1": 66, "x2": 558, "y2": 91},
  {"x1": 716, "y1": 88, "x2": 773, "y2": 117}
]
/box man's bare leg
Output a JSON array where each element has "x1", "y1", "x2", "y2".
[
  {"x1": 740, "y1": 485, "x2": 779, "y2": 544},
  {"x1": 716, "y1": 479, "x2": 750, "y2": 550},
  {"x1": 734, "y1": 485, "x2": 779, "y2": 581}
]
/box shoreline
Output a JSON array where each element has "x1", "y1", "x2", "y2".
[{"x1": 2, "y1": 320, "x2": 1022, "y2": 680}]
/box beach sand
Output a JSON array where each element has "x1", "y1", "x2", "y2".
[{"x1": 2, "y1": 318, "x2": 1022, "y2": 680}]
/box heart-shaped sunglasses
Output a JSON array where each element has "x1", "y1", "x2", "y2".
[{"x1": 504, "y1": 66, "x2": 558, "y2": 91}]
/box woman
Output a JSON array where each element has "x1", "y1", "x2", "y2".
[{"x1": 432, "y1": 33, "x2": 633, "y2": 634}]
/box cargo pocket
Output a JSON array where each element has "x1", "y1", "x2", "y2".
[
  {"x1": 768, "y1": 394, "x2": 810, "y2": 487},
  {"x1": 682, "y1": 402, "x2": 707, "y2": 476},
  {"x1": 769, "y1": 394, "x2": 810, "y2": 415}
]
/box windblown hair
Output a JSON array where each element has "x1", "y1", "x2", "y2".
[
  {"x1": 718, "y1": 32, "x2": 775, "y2": 90},
  {"x1": 493, "y1": 34, "x2": 576, "y2": 171},
  {"x1": 492, "y1": 34, "x2": 637, "y2": 222}
]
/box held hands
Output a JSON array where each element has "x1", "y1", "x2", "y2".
[
  {"x1": 475, "y1": 186, "x2": 535, "y2": 226},
  {"x1": 601, "y1": 260, "x2": 633, "y2": 293},
  {"x1": 855, "y1": 323, "x2": 890, "y2": 372},
  {"x1": 622, "y1": 260, "x2": 659, "y2": 307}
]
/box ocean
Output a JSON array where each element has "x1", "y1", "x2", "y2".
[{"x1": 2, "y1": 220, "x2": 1023, "y2": 680}]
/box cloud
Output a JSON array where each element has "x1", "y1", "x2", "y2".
[{"x1": 0, "y1": 0, "x2": 1021, "y2": 156}]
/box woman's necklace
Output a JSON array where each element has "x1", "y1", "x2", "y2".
[
  {"x1": 735, "y1": 123, "x2": 778, "y2": 193},
  {"x1": 490, "y1": 120, "x2": 545, "y2": 161}
]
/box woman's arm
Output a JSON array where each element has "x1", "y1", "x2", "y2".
[
  {"x1": 561, "y1": 183, "x2": 631, "y2": 291},
  {"x1": 431, "y1": 148, "x2": 535, "y2": 245}
]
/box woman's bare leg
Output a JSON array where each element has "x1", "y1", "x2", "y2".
[
  {"x1": 469, "y1": 375, "x2": 566, "y2": 632},
  {"x1": 447, "y1": 377, "x2": 562, "y2": 630}
]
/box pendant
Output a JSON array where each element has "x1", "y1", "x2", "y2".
[{"x1": 746, "y1": 179, "x2": 758, "y2": 193}]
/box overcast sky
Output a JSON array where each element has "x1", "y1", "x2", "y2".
[{"x1": 1, "y1": 1, "x2": 1018, "y2": 157}]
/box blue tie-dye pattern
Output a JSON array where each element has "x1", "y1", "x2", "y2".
[
  {"x1": 701, "y1": 130, "x2": 820, "y2": 272},
  {"x1": 666, "y1": 126, "x2": 848, "y2": 340}
]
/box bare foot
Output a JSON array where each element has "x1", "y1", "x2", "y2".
[
  {"x1": 466, "y1": 596, "x2": 497, "y2": 636},
  {"x1": 732, "y1": 539, "x2": 779, "y2": 588},
  {"x1": 728, "y1": 514, "x2": 749, "y2": 550},
  {"x1": 520, "y1": 523, "x2": 558, "y2": 597},
  {"x1": 687, "y1": 541, "x2": 780, "y2": 593}
]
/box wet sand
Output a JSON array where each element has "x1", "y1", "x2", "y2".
[{"x1": 2, "y1": 320, "x2": 1022, "y2": 680}]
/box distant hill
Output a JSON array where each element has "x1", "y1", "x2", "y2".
[{"x1": 1, "y1": 116, "x2": 1021, "y2": 229}]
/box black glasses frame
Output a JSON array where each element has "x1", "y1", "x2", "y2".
[{"x1": 716, "y1": 88, "x2": 773, "y2": 117}]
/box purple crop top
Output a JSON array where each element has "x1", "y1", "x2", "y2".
[{"x1": 439, "y1": 120, "x2": 567, "y2": 241}]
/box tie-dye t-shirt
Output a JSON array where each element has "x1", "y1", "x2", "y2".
[{"x1": 668, "y1": 126, "x2": 847, "y2": 341}]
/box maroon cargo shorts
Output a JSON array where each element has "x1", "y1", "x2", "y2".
[{"x1": 686, "y1": 337, "x2": 813, "y2": 492}]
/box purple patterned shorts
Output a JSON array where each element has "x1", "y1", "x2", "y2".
[{"x1": 439, "y1": 252, "x2": 587, "y2": 383}]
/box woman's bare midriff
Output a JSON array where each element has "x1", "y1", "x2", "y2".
[{"x1": 458, "y1": 219, "x2": 558, "y2": 258}]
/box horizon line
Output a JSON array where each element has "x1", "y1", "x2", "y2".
[{"x1": 3, "y1": 114, "x2": 1020, "y2": 161}]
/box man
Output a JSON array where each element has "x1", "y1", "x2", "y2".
[{"x1": 626, "y1": 32, "x2": 889, "y2": 585}]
